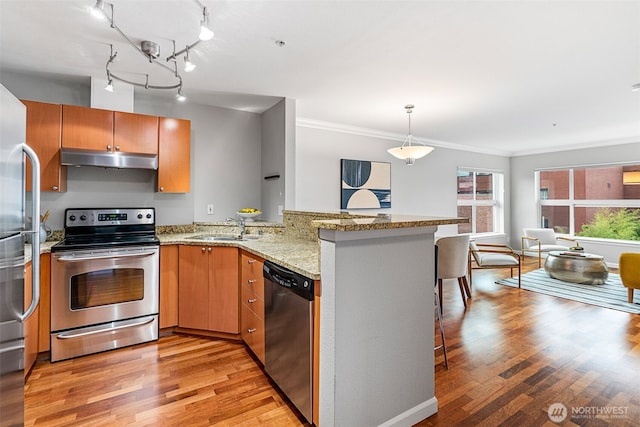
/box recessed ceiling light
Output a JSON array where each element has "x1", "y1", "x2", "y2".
[{"x1": 275, "y1": 40, "x2": 286, "y2": 47}]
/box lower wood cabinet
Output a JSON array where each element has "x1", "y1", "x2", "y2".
[
  {"x1": 160, "y1": 245, "x2": 179, "y2": 328},
  {"x1": 178, "y1": 245, "x2": 239, "y2": 333},
  {"x1": 24, "y1": 262, "x2": 38, "y2": 376},
  {"x1": 240, "y1": 252, "x2": 265, "y2": 363},
  {"x1": 37, "y1": 254, "x2": 51, "y2": 352}
]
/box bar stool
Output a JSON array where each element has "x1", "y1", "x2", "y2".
[{"x1": 434, "y1": 246, "x2": 449, "y2": 369}]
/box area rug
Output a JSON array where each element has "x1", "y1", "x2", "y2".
[{"x1": 496, "y1": 268, "x2": 640, "y2": 315}]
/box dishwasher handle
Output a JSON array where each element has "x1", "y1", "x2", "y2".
[{"x1": 263, "y1": 260, "x2": 314, "y2": 301}]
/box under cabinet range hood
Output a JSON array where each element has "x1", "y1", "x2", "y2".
[{"x1": 60, "y1": 148, "x2": 158, "y2": 170}]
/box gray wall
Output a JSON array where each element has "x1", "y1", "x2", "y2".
[
  {"x1": 1, "y1": 71, "x2": 264, "y2": 229},
  {"x1": 511, "y1": 142, "x2": 640, "y2": 264},
  {"x1": 294, "y1": 125, "x2": 511, "y2": 239},
  {"x1": 260, "y1": 99, "x2": 286, "y2": 222}
]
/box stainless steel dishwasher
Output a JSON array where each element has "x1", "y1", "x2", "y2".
[{"x1": 263, "y1": 260, "x2": 314, "y2": 424}]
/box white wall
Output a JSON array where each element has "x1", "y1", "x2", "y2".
[
  {"x1": 511, "y1": 141, "x2": 640, "y2": 264},
  {"x1": 294, "y1": 125, "x2": 511, "y2": 239}
]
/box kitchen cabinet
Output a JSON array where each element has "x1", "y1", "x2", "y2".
[
  {"x1": 114, "y1": 111, "x2": 158, "y2": 155},
  {"x1": 61, "y1": 105, "x2": 114, "y2": 152},
  {"x1": 37, "y1": 254, "x2": 51, "y2": 352},
  {"x1": 240, "y1": 252, "x2": 265, "y2": 363},
  {"x1": 178, "y1": 245, "x2": 238, "y2": 333},
  {"x1": 158, "y1": 117, "x2": 190, "y2": 193},
  {"x1": 160, "y1": 245, "x2": 179, "y2": 328},
  {"x1": 22, "y1": 100, "x2": 66, "y2": 192},
  {"x1": 24, "y1": 261, "x2": 38, "y2": 376}
]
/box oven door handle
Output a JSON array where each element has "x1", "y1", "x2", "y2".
[
  {"x1": 55, "y1": 317, "x2": 155, "y2": 339},
  {"x1": 56, "y1": 249, "x2": 158, "y2": 262}
]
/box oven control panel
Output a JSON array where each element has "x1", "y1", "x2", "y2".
[{"x1": 65, "y1": 208, "x2": 155, "y2": 227}]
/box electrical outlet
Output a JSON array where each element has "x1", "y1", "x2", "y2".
[
  {"x1": 207, "y1": 204, "x2": 214, "y2": 215},
  {"x1": 277, "y1": 205, "x2": 283, "y2": 216}
]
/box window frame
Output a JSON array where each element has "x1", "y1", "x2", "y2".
[
  {"x1": 536, "y1": 163, "x2": 640, "y2": 238},
  {"x1": 457, "y1": 168, "x2": 505, "y2": 235}
]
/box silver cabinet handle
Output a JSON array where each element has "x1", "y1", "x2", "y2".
[
  {"x1": 248, "y1": 279, "x2": 256, "y2": 284},
  {"x1": 247, "y1": 328, "x2": 256, "y2": 333},
  {"x1": 115, "y1": 145, "x2": 120, "y2": 151},
  {"x1": 21, "y1": 144, "x2": 40, "y2": 322},
  {"x1": 107, "y1": 145, "x2": 112, "y2": 151},
  {"x1": 208, "y1": 247, "x2": 212, "y2": 252},
  {"x1": 159, "y1": 186, "x2": 164, "y2": 192},
  {"x1": 248, "y1": 298, "x2": 257, "y2": 303},
  {"x1": 52, "y1": 185, "x2": 58, "y2": 191},
  {"x1": 201, "y1": 247, "x2": 206, "y2": 252},
  {"x1": 247, "y1": 259, "x2": 256, "y2": 264}
]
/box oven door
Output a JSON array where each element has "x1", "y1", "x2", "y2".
[{"x1": 51, "y1": 246, "x2": 159, "y2": 332}]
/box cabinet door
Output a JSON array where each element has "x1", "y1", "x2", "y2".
[
  {"x1": 23, "y1": 100, "x2": 66, "y2": 192},
  {"x1": 114, "y1": 111, "x2": 158, "y2": 155},
  {"x1": 38, "y1": 254, "x2": 51, "y2": 352},
  {"x1": 160, "y1": 245, "x2": 179, "y2": 328},
  {"x1": 62, "y1": 105, "x2": 113, "y2": 151},
  {"x1": 24, "y1": 262, "x2": 38, "y2": 376},
  {"x1": 208, "y1": 247, "x2": 239, "y2": 334},
  {"x1": 178, "y1": 245, "x2": 209, "y2": 329},
  {"x1": 158, "y1": 117, "x2": 190, "y2": 193}
]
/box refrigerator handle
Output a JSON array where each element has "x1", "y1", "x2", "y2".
[{"x1": 21, "y1": 144, "x2": 40, "y2": 321}]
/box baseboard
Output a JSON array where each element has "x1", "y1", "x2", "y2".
[{"x1": 378, "y1": 397, "x2": 438, "y2": 427}]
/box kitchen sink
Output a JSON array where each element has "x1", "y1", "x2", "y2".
[{"x1": 187, "y1": 234, "x2": 252, "y2": 242}]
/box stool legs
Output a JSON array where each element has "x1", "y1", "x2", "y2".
[{"x1": 434, "y1": 288, "x2": 449, "y2": 369}]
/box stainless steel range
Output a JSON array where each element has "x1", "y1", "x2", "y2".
[{"x1": 50, "y1": 208, "x2": 160, "y2": 362}]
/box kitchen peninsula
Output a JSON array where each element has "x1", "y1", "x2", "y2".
[{"x1": 314, "y1": 214, "x2": 467, "y2": 426}]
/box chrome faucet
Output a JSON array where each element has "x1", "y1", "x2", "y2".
[{"x1": 226, "y1": 216, "x2": 246, "y2": 238}]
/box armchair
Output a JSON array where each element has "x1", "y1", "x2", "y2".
[
  {"x1": 468, "y1": 241, "x2": 521, "y2": 288},
  {"x1": 521, "y1": 228, "x2": 579, "y2": 267}
]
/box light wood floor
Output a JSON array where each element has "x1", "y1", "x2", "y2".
[{"x1": 25, "y1": 258, "x2": 640, "y2": 426}]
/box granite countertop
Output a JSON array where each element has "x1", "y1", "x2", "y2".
[
  {"x1": 163, "y1": 233, "x2": 322, "y2": 279},
  {"x1": 313, "y1": 214, "x2": 469, "y2": 232}
]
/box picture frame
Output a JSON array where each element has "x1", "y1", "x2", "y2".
[{"x1": 341, "y1": 159, "x2": 391, "y2": 209}]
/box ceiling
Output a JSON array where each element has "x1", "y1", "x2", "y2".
[{"x1": 1, "y1": 0, "x2": 639, "y2": 156}]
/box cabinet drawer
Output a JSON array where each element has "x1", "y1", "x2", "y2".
[
  {"x1": 241, "y1": 253, "x2": 264, "y2": 299},
  {"x1": 241, "y1": 283, "x2": 264, "y2": 318},
  {"x1": 241, "y1": 302, "x2": 265, "y2": 363}
]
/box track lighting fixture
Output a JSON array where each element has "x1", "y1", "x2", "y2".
[
  {"x1": 90, "y1": 0, "x2": 213, "y2": 101},
  {"x1": 387, "y1": 105, "x2": 435, "y2": 165},
  {"x1": 199, "y1": 7, "x2": 214, "y2": 41}
]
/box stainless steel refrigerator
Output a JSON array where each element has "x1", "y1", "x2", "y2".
[{"x1": 0, "y1": 84, "x2": 41, "y2": 426}]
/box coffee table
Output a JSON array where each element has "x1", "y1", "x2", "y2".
[{"x1": 544, "y1": 251, "x2": 609, "y2": 285}]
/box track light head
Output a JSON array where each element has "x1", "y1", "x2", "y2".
[
  {"x1": 176, "y1": 88, "x2": 186, "y2": 102},
  {"x1": 199, "y1": 8, "x2": 214, "y2": 41},
  {"x1": 90, "y1": 0, "x2": 106, "y2": 20},
  {"x1": 104, "y1": 79, "x2": 114, "y2": 92}
]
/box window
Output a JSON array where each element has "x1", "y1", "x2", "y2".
[
  {"x1": 457, "y1": 169, "x2": 504, "y2": 234},
  {"x1": 537, "y1": 164, "x2": 640, "y2": 241}
]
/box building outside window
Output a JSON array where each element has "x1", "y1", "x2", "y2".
[
  {"x1": 457, "y1": 169, "x2": 504, "y2": 235},
  {"x1": 537, "y1": 164, "x2": 640, "y2": 241}
]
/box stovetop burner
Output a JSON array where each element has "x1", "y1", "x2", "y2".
[{"x1": 51, "y1": 207, "x2": 159, "y2": 253}]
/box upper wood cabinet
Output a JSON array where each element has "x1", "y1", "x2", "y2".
[
  {"x1": 22, "y1": 100, "x2": 66, "y2": 192},
  {"x1": 61, "y1": 105, "x2": 114, "y2": 152},
  {"x1": 114, "y1": 111, "x2": 158, "y2": 154},
  {"x1": 158, "y1": 117, "x2": 190, "y2": 193}
]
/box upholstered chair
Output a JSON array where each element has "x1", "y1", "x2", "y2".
[
  {"x1": 620, "y1": 253, "x2": 640, "y2": 303},
  {"x1": 469, "y1": 241, "x2": 521, "y2": 288},
  {"x1": 521, "y1": 228, "x2": 579, "y2": 267},
  {"x1": 435, "y1": 235, "x2": 471, "y2": 311}
]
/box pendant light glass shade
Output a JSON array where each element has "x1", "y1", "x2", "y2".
[{"x1": 387, "y1": 104, "x2": 434, "y2": 165}]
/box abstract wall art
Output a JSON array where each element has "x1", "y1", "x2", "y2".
[{"x1": 341, "y1": 159, "x2": 391, "y2": 209}]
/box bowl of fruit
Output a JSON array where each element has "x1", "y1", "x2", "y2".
[{"x1": 237, "y1": 208, "x2": 262, "y2": 221}]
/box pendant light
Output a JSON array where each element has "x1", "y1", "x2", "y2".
[{"x1": 387, "y1": 105, "x2": 434, "y2": 165}]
